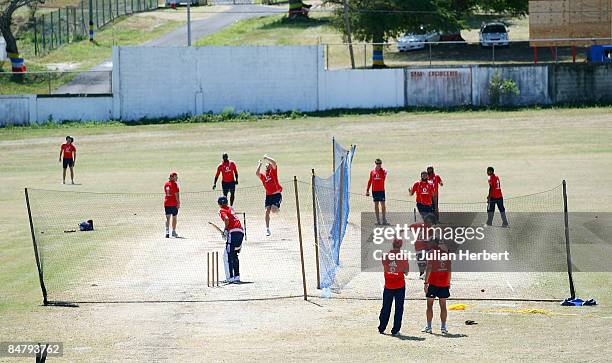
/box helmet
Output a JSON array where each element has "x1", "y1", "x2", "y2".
[{"x1": 217, "y1": 196, "x2": 228, "y2": 205}]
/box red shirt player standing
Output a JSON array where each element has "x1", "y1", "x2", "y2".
[
  {"x1": 213, "y1": 153, "x2": 239, "y2": 206},
  {"x1": 378, "y1": 239, "x2": 408, "y2": 336},
  {"x1": 256, "y1": 155, "x2": 282, "y2": 236},
  {"x1": 164, "y1": 172, "x2": 180, "y2": 238},
  {"x1": 59, "y1": 136, "x2": 77, "y2": 184},
  {"x1": 486, "y1": 166, "x2": 508, "y2": 227},
  {"x1": 218, "y1": 195, "x2": 244, "y2": 283},
  {"x1": 426, "y1": 166, "x2": 443, "y2": 223},
  {"x1": 366, "y1": 158, "x2": 388, "y2": 225},
  {"x1": 423, "y1": 241, "x2": 452, "y2": 334},
  {"x1": 409, "y1": 171, "x2": 435, "y2": 221}
]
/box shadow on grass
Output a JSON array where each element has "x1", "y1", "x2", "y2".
[{"x1": 259, "y1": 15, "x2": 332, "y2": 31}]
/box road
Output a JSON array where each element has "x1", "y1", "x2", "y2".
[{"x1": 54, "y1": 4, "x2": 284, "y2": 94}]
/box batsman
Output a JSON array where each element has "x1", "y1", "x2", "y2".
[{"x1": 217, "y1": 196, "x2": 244, "y2": 283}]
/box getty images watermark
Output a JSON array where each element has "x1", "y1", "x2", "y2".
[{"x1": 371, "y1": 222, "x2": 510, "y2": 263}]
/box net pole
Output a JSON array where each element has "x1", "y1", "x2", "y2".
[
  {"x1": 338, "y1": 157, "x2": 345, "y2": 240},
  {"x1": 562, "y1": 180, "x2": 576, "y2": 299},
  {"x1": 24, "y1": 188, "x2": 48, "y2": 305},
  {"x1": 294, "y1": 176, "x2": 308, "y2": 300},
  {"x1": 311, "y1": 169, "x2": 321, "y2": 289},
  {"x1": 332, "y1": 137, "x2": 336, "y2": 194}
]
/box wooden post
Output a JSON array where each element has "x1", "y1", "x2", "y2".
[
  {"x1": 294, "y1": 176, "x2": 308, "y2": 300},
  {"x1": 311, "y1": 169, "x2": 321, "y2": 289},
  {"x1": 562, "y1": 180, "x2": 576, "y2": 299}
]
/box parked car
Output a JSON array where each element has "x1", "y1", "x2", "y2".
[
  {"x1": 397, "y1": 28, "x2": 440, "y2": 51},
  {"x1": 479, "y1": 22, "x2": 509, "y2": 47}
]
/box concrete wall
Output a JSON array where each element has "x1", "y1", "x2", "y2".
[
  {"x1": 472, "y1": 65, "x2": 550, "y2": 106},
  {"x1": 0, "y1": 95, "x2": 113, "y2": 126},
  {"x1": 405, "y1": 67, "x2": 472, "y2": 107},
  {"x1": 114, "y1": 46, "x2": 322, "y2": 120},
  {"x1": 550, "y1": 63, "x2": 612, "y2": 103},
  {"x1": 319, "y1": 69, "x2": 404, "y2": 110}
]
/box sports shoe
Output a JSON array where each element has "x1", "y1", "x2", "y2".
[
  {"x1": 422, "y1": 326, "x2": 432, "y2": 334},
  {"x1": 165, "y1": 233, "x2": 169, "y2": 238},
  {"x1": 233, "y1": 275, "x2": 241, "y2": 283},
  {"x1": 266, "y1": 228, "x2": 271, "y2": 236},
  {"x1": 441, "y1": 327, "x2": 448, "y2": 334},
  {"x1": 171, "y1": 231, "x2": 179, "y2": 238},
  {"x1": 391, "y1": 331, "x2": 399, "y2": 336},
  {"x1": 419, "y1": 273, "x2": 425, "y2": 280},
  {"x1": 502, "y1": 224, "x2": 509, "y2": 228}
]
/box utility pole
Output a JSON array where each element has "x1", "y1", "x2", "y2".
[{"x1": 342, "y1": 0, "x2": 355, "y2": 69}]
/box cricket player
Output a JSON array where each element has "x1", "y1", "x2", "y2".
[
  {"x1": 378, "y1": 238, "x2": 408, "y2": 336},
  {"x1": 427, "y1": 166, "x2": 443, "y2": 223},
  {"x1": 59, "y1": 136, "x2": 76, "y2": 184},
  {"x1": 486, "y1": 167, "x2": 509, "y2": 227},
  {"x1": 410, "y1": 214, "x2": 435, "y2": 279},
  {"x1": 366, "y1": 158, "x2": 388, "y2": 225},
  {"x1": 164, "y1": 172, "x2": 180, "y2": 238},
  {"x1": 409, "y1": 171, "x2": 435, "y2": 221},
  {"x1": 423, "y1": 240, "x2": 451, "y2": 334},
  {"x1": 218, "y1": 196, "x2": 244, "y2": 283},
  {"x1": 213, "y1": 153, "x2": 239, "y2": 206},
  {"x1": 256, "y1": 155, "x2": 282, "y2": 236}
]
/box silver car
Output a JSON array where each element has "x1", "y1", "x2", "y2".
[{"x1": 479, "y1": 22, "x2": 509, "y2": 47}]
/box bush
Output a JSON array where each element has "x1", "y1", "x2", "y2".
[{"x1": 489, "y1": 71, "x2": 520, "y2": 106}]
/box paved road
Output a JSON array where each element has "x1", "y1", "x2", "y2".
[{"x1": 54, "y1": 4, "x2": 284, "y2": 94}]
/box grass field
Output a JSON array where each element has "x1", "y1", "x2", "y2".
[
  {"x1": 1, "y1": 107, "x2": 611, "y2": 360},
  {"x1": 196, "y1": 13, "x2": 586, "y2": 69}
]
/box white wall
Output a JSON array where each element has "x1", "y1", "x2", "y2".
[
  {"x1": 472, "y1": 65, "x2": 550, "y2": 106},
  {"x1": 319, "y1": 69, "x2": 404, "y2": 110},
  {"x1": 0, "y1": 95, "x2": 33, "y2": 125},
  {"x1": 114, "y1": 46, "x2": 322, "y2": 120},
  {"x1": 37, "y1": 96, "x2": 113, "y2": 122},
  {"x1": 405, "y1": 67, "x2": 472, "y2": 107}
]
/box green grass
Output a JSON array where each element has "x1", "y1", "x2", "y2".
[
  {"x1": 1, "y1": 12, "x2": 184, "y2": 94},
  {"x1": 0, "y1": 107, "x2": 610, "y2": 359}
]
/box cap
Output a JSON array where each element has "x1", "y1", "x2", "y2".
[{"x1": 217, "y1": 196, "x2": 228, "y2": 205}]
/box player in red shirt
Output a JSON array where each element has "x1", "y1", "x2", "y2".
[
  {"x1": 213, "y1": 153, "x2": 239, "y2": 206},
  {"x1": 427, "y1": 165, "x2": 443, "y2": 223},
  {"x1": 423, "y1": 240, "x2": 452, "y2": 334},
  {"x1": 163, "y1": 172, "x2": 181, "y2": 238},
  {"x1": 378, "y1": 238, "x2": 408, "y2": 336},
  {"x1": 256, "y1": 155, "x2": 282, "y2": 236},
  {"x1": 486, "y1": 166, "x2": 509, "y2": 227},
  {"x1": 59, "y1": 136, "x2": 77, "y2": 184},
  {"x1": 218, "y1": 196, "x2": 244, "y2": 283},
  {"x1": 366, "y1": 159, "x2": 388, "y2": 225},
  {"x1": 409, "y1": 171, "x2": 435, "y2": 221}
]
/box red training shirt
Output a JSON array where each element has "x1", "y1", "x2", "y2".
[
  {"x1": 410, "y1": 222, "x2": 430, "y2": 252},
  {"x1": 164, "y1": 180, "x2": 180, "y2": 207},
  {"x1": 216, "y1": 161, "x2": 237, "y2": 183},
  {"x1": 259, "y1": 167, "x2": 283, "y2": 196},
  {"x1": 427, "y1": 248, "x2": 451, "y2": 287},
  {"x1": 428, "y1": 173, "x2": 442, "y2": 195},
  {"x1": 488, "y1": 174, "x2": 503, "y2": 199},
  {"x1": 61, "y1": 143, "x2": 76, "y2": 159},
  {"x1": 367, "y1": 168, "x2": 387, "y2": 192},
  {"x1": 219, "y1": 205, "x2": 243, "y2": 231},
  {"x1": 383, "y1": 249, "x2": 408, "y2": 289},
  {"x1": 412, "y1": 180, "x2": 434, "y2": 205}
]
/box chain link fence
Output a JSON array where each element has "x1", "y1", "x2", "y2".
[{"x1": 33, "y1": 0, "x2": 159, "y2": 55}]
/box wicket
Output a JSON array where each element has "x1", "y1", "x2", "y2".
[{"x1": 207, "y1": 251, "x2": 220, "y2": 287}]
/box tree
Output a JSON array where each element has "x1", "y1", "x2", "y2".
[
  {"x1": 324, "y1": 0, "x2": 528, "y2": 68},
  {"x1": 0, "y1": 0, "x2": 43, "y2": 73},
  {"x1": 325, "y1": 0, "x2": 459, "y2": 68}
]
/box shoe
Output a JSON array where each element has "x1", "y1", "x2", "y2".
[
  {"x1": 266, "y1": 229, "x2": 271, "y2": 236},
  {"x1": 165, "y1": 233, "x2": 170, "y2": 238},
  {"x1": 62, "y1": 181, "x2": 65, "y2": 184},
  {"x1": 378, "y1": 329, "x2": 384, "y2": 334},
  {"x1": 483, "y1": 223, "x2": 492, "y2": 227},
  {"x1": 71, "y1": 181, "x2": 75, "y2": 185},
  {"x1": 441, "y1": 327, "x2": 448, "y2": 334},
  {"x1": 419, "y1": 273, "x2": 425, "y2": 280},
  {"x1": 422, "y1": 326, "x2": 432, "y2": 333},
  {"x1": 382, "y1": 220, "x2": 390, "y2": 225},
  {"x1": 172, "y1": 231, "x2": 179, "y2": 238},
  {"x1": 391, "y1": 331, "x2": 399, "y2": 336},
  {"x1": 233, "y1": 275, "x2": 240, "y2": 283},
  {"x1": 502, "y1": 224, "x2": 509, "y2": 228}
]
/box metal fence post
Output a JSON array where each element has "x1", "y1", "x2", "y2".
[
  {"x1": 34, "y1": 18, "x2": 38, "y2": 55},
  {"x1": 47, "y1": 72, "x2": 52, "y2": 94},
  {"x1": 492, "y1": 44, "x2": 495, "y2": 65},
  {"x1": 50, "y1": 12, "x2": 54, "y2": 48},
  {"x1": 81, "y1": 0, "x2": 86, "y2": 36},
  {"x1": 363, "y1": 43, "x2": 366, "y2": 68},
  {"x1": 95, "y1": 0, "x2": 99, "y2": 29},
  {"x1": 41, "y1": 15, "x2": 46, "y2": 53},
  {"x1": 66, "y1": 8, "x2": 70, "y2": 43},
  {"x1": 429, "y1": 42, "x2": 432, "y2": 66}
]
